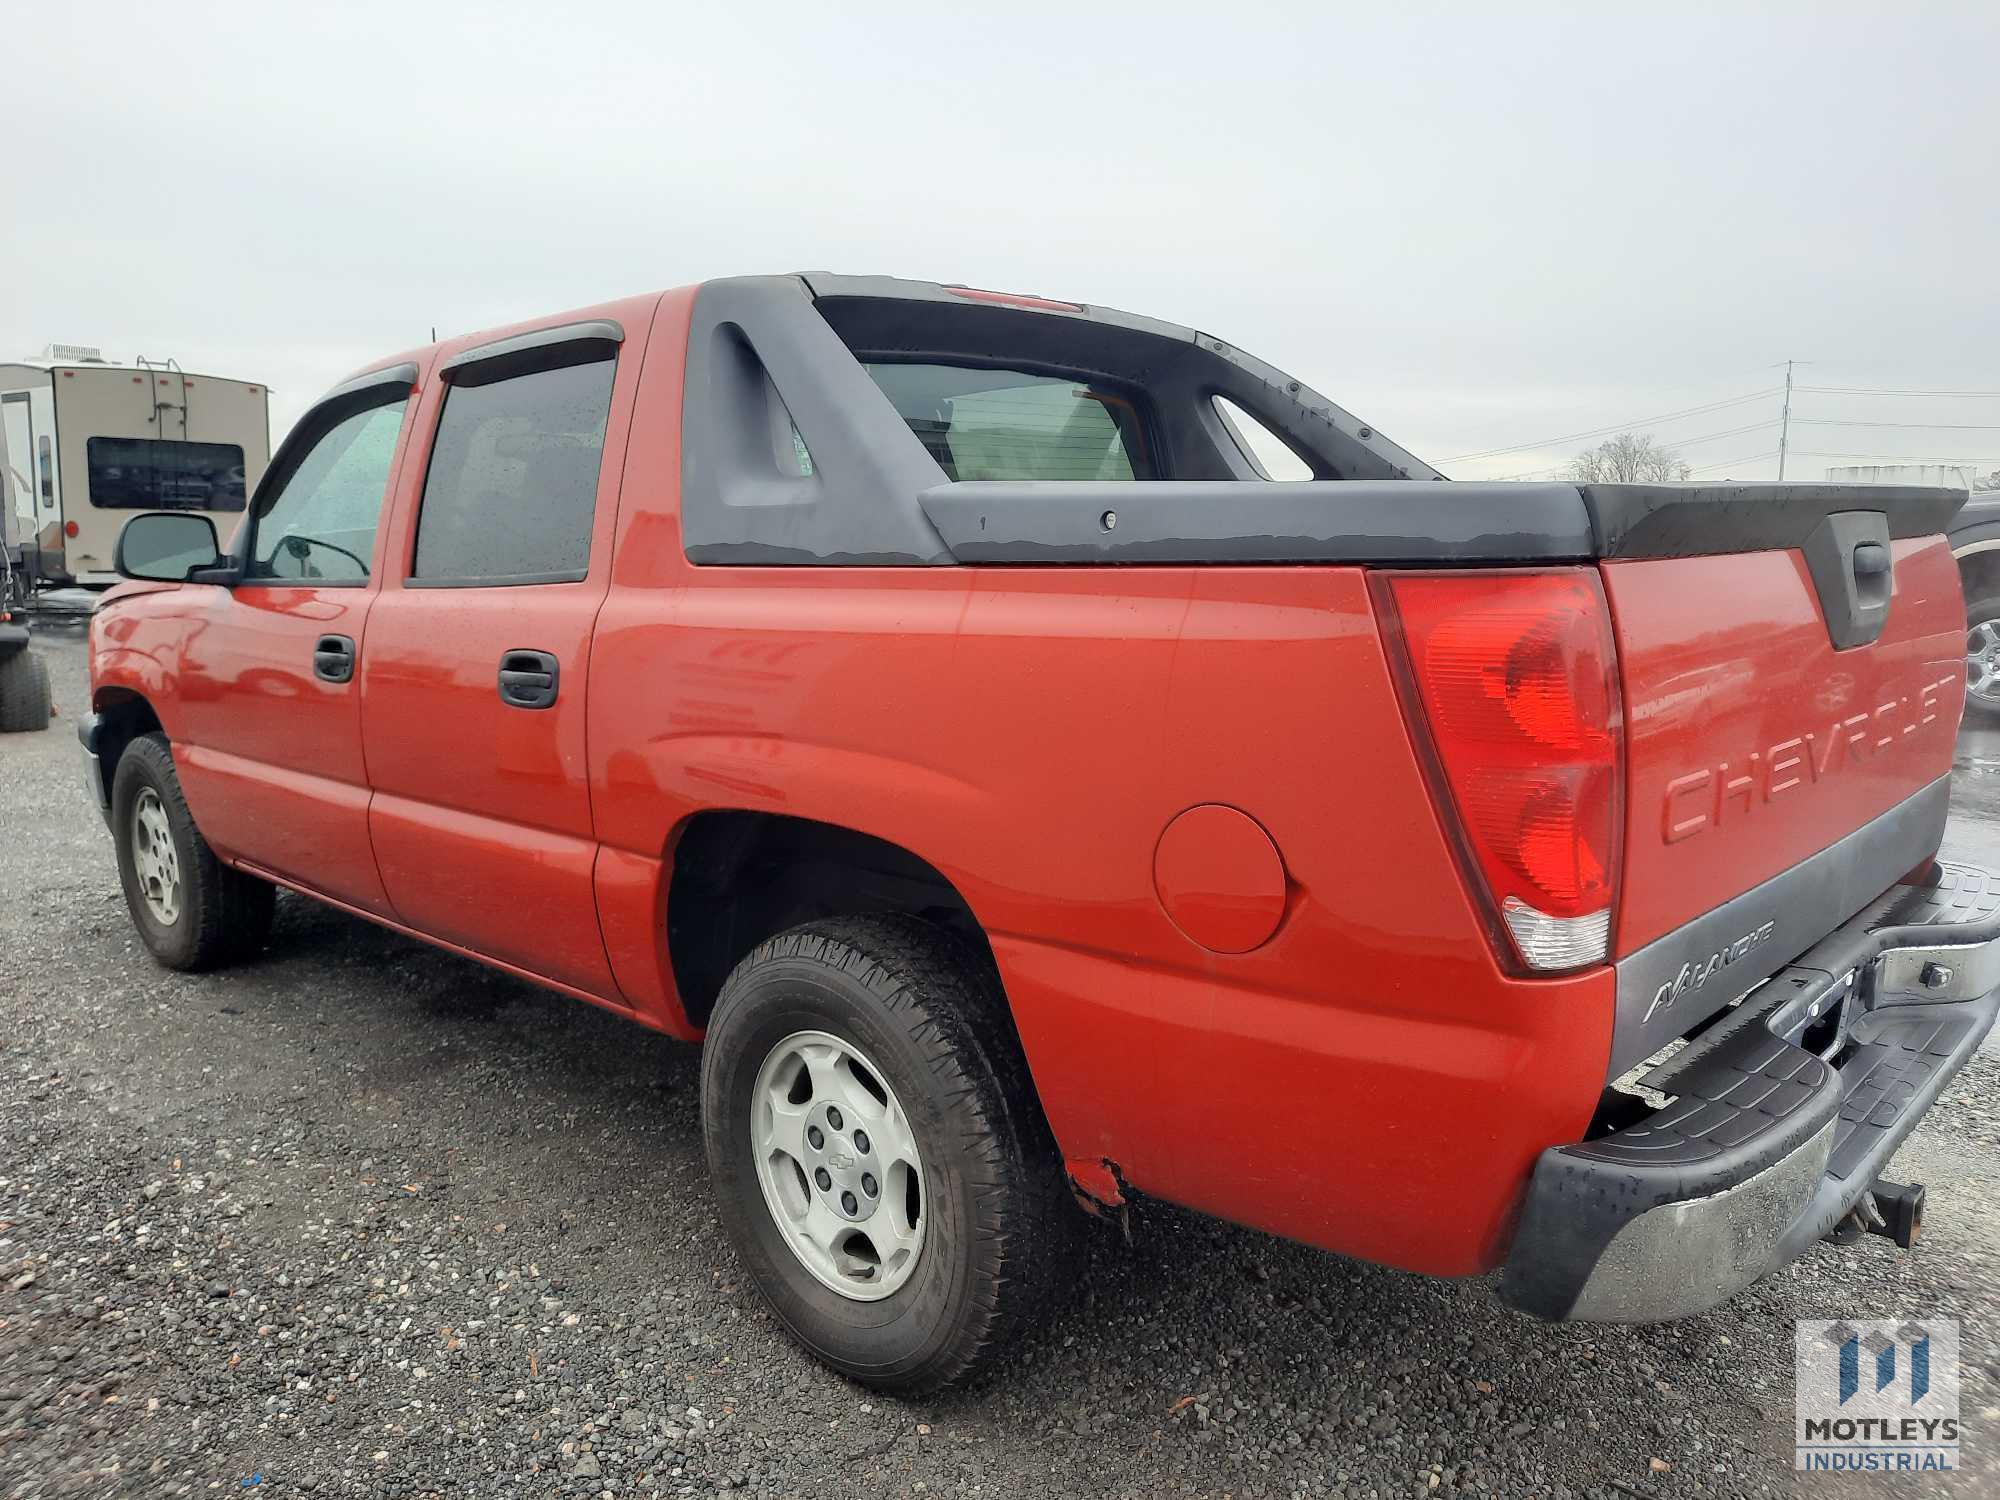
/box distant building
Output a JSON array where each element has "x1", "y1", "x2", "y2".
[{"x1": 1823, "y1": 462, "x2": 1990, "y2": 489}]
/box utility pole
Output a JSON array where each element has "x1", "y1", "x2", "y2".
[{"x1": 1777, "y1": 359, "x2": 1794, "y2": 480}]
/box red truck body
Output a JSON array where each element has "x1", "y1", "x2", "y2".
[{"x1": 83, "y1": 276, "x2": 1995, "y2": 1380}]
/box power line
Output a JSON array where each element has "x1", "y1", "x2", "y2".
[
  {"x1": 1464, "y1": 419, "x2": 1778, "y2": 479},
  {"x1": 1688, "y1": 448, "x2": 1780, "y2": 476},
  {"x1": 1446, "y1": 376, "x2": 2000, "y2": 476},
  {"x1": 1482, "y1": 428, "x2": 1780, "y2": 480},
  {"x1": 1793, "y1": 450, "x2": 2000, "y2": 464},
  {"x1": 1671, "y1": 418, "x2": 1781, "y2": 448},
  {"x1": 1797, "y1": 385, "x2": 2000, "y2": 399},
  {"x1": 1792, "y1": 418, "x2": 2000, "y2": 431},
  {"x1": 1440, "y1": 388, "x2": 1781, "y2": 463},
  {"x1": 1487, "y1": 443, "x2": 1977, "y2": 481}
]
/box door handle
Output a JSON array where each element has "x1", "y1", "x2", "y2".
[
  {"x1": 498, "y1": 649, "x2": 560, "y2": 709},
  {"x1": 312, "y1": 634, "x2": 355, "y2": 684}
]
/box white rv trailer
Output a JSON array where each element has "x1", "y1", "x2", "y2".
[{"x1": 0, "y1": 345, "x2": 270, "y2": 588}]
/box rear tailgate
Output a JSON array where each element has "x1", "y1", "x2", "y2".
[{"x1": 1587, "y1": 484, "x2": 1967, "y2": 1072}]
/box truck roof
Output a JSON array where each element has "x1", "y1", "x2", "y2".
[{"x1": 327, "y1": 271, "x2": 1444, "y2": 489}]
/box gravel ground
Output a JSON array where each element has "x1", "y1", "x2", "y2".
[{"x1": 0, "y1": 620, "x2": 1995, "y2": 1499}]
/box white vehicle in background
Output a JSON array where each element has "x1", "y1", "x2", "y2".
[{"x1": 0, "y1": 344, "x2": 270, "y2": 590}]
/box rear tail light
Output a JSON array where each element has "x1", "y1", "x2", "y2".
[{"x1": 1375, "y1": 569, "x2": 1622, "y2": 973}]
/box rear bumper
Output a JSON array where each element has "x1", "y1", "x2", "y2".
[{"x1": 1501, "y1": 862, "x2": 2000, "y2": 1323}]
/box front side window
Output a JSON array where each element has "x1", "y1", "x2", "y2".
[
  {"x1": 86, "y1": 437, "x2": 249, "y2": 511},
  {"x1": 246, "y1": 398, "x2": 407, "y2": 581},
  {"x1": 412, "y1": 357, "x2": 615, "y2": 583},
  {"x1": 865, "y1": 363, "x2": 1154, "y2": 481}
]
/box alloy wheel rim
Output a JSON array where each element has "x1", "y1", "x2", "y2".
[
  {"x1": 130, "y1": 787, "x2": 182, "y2": 926},
  {"x1": 1969, "y1": 621, "x2": 2000, "y2": 704},
  {"x1": 750, "y1": 1029, "x2": 926, "y2": 1301}
]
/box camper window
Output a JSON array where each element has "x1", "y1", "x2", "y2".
[{"x1": 85, "y1": 438, "x2": 248, "y2": 511}]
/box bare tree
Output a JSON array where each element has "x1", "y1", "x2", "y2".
[{"x1": 1562, "y1": 432, "x2": 1692, "y2": 483}]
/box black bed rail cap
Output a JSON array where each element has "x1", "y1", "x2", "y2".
[{"x1": 1581, "y1": 482, "x2": 1966, "y2": 559}]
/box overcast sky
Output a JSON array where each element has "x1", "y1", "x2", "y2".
[{"x1": 8, "y1": 2, "x2": 1997, "y2": 482}]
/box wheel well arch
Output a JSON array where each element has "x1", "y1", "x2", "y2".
[
  {"x1": 664, "y1": 810, "x2": 991, "y2": 1030},
  {"x1": 1958, "y1": 546, "x2": 2000, "y2": 609},
  {"x1": 91, "y1": 688, "x2": 163, "y2": 789}
]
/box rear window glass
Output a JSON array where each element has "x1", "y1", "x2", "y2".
[
  {"x1": 864, "y1": 363, "x2": 1154, "y2": 481},
  {"x1": 413, "y1": 357, "x2": 615, "y2": 583},
  {"x1": 86, "y1": 437, "x2": 247, "y2": 511}
]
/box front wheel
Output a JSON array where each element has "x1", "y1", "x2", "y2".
[
  {"x1": 700, "y1": 915, "x2": 1075, "y2": 1392},
  {"x1": 111, "y1": 733, "x2": 275, "y2": 971}
]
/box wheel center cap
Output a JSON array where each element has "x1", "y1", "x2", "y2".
[{"x1": 805, "y1": 1100, "x2": 880, "y2": 1223}]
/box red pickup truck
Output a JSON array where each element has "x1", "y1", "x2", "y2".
[{"x1": 84, "y1": 275, "x2": 1998, "y2": 1391}]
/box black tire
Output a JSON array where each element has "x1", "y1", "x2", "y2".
[
  {"x1": 1968, "y1": 593, "x2": 2000, "y2": 720},
  {"x1": 0, "y1": 649, "x2": 51, "y2": 733},
  {"x1": 111, "y1": 733, "x2": 276, "y2": 971},
  {"x1": 701, "y1": 915, "x2": 1075, "y2": 1393}
]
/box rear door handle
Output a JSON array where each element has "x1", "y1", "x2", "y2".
[
  {"x1": 312, "y1": 634, "x2": 355, "y2": 684},
  {"x1": 498, "y1": 649, "x2": 560, "y2": 709}
]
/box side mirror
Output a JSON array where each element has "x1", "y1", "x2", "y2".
[{"x1": 115, "y1": 513, "x2": 226, "y2": 583}]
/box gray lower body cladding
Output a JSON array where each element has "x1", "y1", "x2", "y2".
[
  {"x1": 1501, "y1": 860, "x2": 2000, "y2": 1323},
  {"x1": 77, "y1": 712, "x2": 109, "y2": 816},
  {"x1": 1608, "y1": 776, "x2": 1951, "y2": 1078}
]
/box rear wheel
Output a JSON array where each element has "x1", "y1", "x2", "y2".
[
  {"x1": 700, "y1": 915, "x2": 1074, "y2": 1392},
  {"x1": 1969, "y1": 596, "x2": 2000, "y2": 718},
  {"x1": 0, "y1": 649, "x2": 50, "y2": 732},
  {"x1": 111, "y1": 733, "x2": 275, "y2": 970},
  {"x1": 1960, "y1": 596, "x2": 2000, "y2": 720}
]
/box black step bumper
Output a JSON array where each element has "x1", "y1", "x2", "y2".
[{"x1": 1501, "y1": 862, "x2": 2000, "y2": 1323}]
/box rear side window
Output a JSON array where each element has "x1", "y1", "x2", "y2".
[
  {"x1": 1212, "y1": 396, "x2": 1315, "y2": 481},
  {"x1": 864, "y1": 363, "x2": 1154, "y2": 481},
  {"x1": 412, "y1": 358, "x2": 615, "y2": 583},
  {"x1": 86, "y1": 437, "x2": 249, "y2": 511}
]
